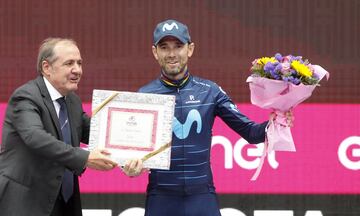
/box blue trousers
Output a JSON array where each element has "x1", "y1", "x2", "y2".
[{"x1": 144, "y1": 192, "x2": 222, "y2": 216}]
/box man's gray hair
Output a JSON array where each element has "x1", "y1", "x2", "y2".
[{"x1": 36, "y1": 38, "x2": 77, "y2": 74}]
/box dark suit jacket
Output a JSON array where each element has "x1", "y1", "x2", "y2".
[{"x1": 0, "y1": 76, "x2": 90, "y2": 216}]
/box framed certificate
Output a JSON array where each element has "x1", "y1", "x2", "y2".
[{"x1": 88, "y1": 89, "x2": 175, "y2": 170}]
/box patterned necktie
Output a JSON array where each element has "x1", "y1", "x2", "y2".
[{"x1": 56, "y1": 97, "x2": 74, "y2": 202}]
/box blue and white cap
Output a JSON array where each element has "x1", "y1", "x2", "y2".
[{"x1": 153, "y1": 19, "x2": 191, "y2": 45}]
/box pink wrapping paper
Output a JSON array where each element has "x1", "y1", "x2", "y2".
[{"x1": 247, "y1": 65, "x2": 329, "y2": 180}]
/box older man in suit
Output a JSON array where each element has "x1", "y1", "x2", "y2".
[{"x1": 0, "y1": 38, "x2": 118, "y2": 216}]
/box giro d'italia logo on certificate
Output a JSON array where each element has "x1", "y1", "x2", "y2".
[{"x1": 88, "y1": 89, "x2": 175, "y2": 170}]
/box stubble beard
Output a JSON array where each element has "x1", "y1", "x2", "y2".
[{"x1": 162, "y1": 65, "x2": 186, "y2": 80}]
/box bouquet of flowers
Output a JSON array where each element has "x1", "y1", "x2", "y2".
[{"x1": 246, "y1": 53, "x2": 329, "y2": 180}]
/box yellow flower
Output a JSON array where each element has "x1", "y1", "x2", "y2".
[
  {"x1": 291, "y1": 60, "x2": 312, "y2": 77},
  {"x1": 257, "y1": 57, "x2": 276, "y2": 65}
]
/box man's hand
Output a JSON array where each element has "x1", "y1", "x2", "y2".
[
  {"x1": 86, "y1": 149, "x2": 118, "y2": 171},
  {"x1": 122, "y1": 158, "x2": 145, "y2": 177}
]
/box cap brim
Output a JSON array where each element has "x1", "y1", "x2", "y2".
[{"x1": 154, "y1": 34, "x2": 188, "y2": 45}]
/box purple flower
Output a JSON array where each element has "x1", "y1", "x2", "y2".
[
  {"x1": 290, "y1": 55, "x2": 304, "y2": 63},
  {"x1": 264, "y1": 62, "x2": 281, "y2": 80},
  {"x1": 264, "y1": 62, "x2": 275, "y2": 72},
  {"x1": 271, "y1": 70, "x2": 281, "y2": 80},
  {"x1": 289, "y1": 77, "x2": 301, "y2": 85},
  {"x1": 275, "y1": 53, "x2": 283, "y2": 61},
  {"x1": 275, "y1": 63, "x2": 282, "y2": 72}
]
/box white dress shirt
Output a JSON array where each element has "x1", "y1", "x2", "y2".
[{"x1": 43, "y1": 76, "x2": 64, "y2": 117}]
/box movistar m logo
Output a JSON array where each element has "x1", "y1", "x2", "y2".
[
  {"x1": 173, "y1": 109, "x2": 202, "y2": 139},
  {"x1": 162, "y1": 22, "x2": 179, "y2": 31}
]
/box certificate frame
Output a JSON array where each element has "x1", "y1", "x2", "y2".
[{"x1": 88, "y1": 89, "x2": 175, "y2": 170}]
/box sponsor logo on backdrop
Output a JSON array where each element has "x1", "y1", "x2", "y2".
[
  {"x1": 212, "y1": 135, "x2": 278, "y2": 169},
  {"x1": 338, "y1": 136, "x2": 360, "y2": 170}
]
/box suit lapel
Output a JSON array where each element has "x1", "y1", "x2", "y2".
[{"x1": 35, "y1": 76, "x2": 62, "y2": 139}]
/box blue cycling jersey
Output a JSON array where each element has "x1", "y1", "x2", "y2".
[{"x1": 139, "y1": 74, "x2": 267, "y2": 195}]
